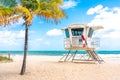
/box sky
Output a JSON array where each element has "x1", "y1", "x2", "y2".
[{"x1": 0, "y1": 0, "x2": 120, "y2": 51}]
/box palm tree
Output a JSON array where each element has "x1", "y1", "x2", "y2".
[
  {"x1": 0, "y1": 0, "x2": 66, "y2": 75},
  {"x1": 20, "y1": 0, "x2": 66, "y2": 75},
  {"x1": 0, "y1": 0, "x2": 19, "y2": 26}
]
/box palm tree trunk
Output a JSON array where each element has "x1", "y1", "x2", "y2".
[{"x1": 20, "y1": 24, "x2": 29, "y2": 75}]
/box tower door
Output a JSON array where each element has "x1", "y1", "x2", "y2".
[{"x1": 71, "y1": 28, "x2": 84, "y2": 47}]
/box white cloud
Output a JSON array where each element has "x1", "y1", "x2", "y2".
[
  {"x1": 44, "y1": 41, "x2": 50, "y2": 45},
  {"x1": 87, "y1": 5, "x2": 120, "y2": 32},
  {"x1": 87, "y1": 4, "x2": 109, "y2": 15},
  {"x1": 102, "y1": 31, "x2": 120, "y2": 39},
  {"x1": 46, "y1": 29, "x2": 62, "y2": 36},
  {"x1": 36, "y1": 38, "x2": 43, "y2": 42},
  {"x1": 0, "y1": 30, "x2": 25, "y2": 46},
  {"x1": 29, "y1": 38, "x2": 43, "y2": 48},
  {"x1": 87, "y1": 5, "x2": 120, "y2": 50},
  {"x1": 17, "y1": 30, "x2": 25, "y2": 38},
  {"x1": 60, "y1": 0, "x2": 78, "y2": 9}
]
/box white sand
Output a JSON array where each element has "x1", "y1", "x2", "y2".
[{"x1": 0, "y1": 56, "x2": 120, "y2": 80}]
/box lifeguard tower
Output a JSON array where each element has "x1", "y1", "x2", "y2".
[{"x1": 59, "y1": 24, "x2": 104, "y2": 63}]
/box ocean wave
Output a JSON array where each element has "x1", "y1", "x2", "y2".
[{"x1": 99, "y1": 54, "x2": 120, "y2": 58}]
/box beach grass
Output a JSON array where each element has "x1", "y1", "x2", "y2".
[{"x1": 0, "y1": 55, "x2": 13, "y2": 62}]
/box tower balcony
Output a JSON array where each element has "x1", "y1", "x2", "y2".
[{"x1": 64, "y1": 37, "x2": 100, "y2": 50}]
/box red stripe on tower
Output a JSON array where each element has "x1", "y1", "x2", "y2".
[
  {"x1": 81, "y1": 35, "x2": 87, "y2": 47},
  {"x1": 81, "y1": 35, "x2": 85, "y2": 40}
]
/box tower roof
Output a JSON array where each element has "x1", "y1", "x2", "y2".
[{"x1": 61, "y1": 24, "x2": 103, "y2": 30}]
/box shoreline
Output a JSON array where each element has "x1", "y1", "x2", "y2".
[{"x1": 1, "y1": 55, "x2": 120, "y2": 64}]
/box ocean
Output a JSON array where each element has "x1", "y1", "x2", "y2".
[{"x1": 0, "y1": 50, "x2": 120, "y2": 58}]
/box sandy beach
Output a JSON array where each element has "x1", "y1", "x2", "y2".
[{"x1": 0, "y1": 56, "x2": 120, "y2": 80}]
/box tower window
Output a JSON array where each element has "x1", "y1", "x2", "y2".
[
  {"x1": 65, "y1": 29, "x2": 70, "y2": 38},
  {"x1": 71, "y1": 28, "x2": 83, "y2": 36},
  {"x1": 88, "y1": 28, "x2": 94, "y2": 37}
]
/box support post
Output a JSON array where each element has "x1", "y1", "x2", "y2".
[
  {"x1": 64, "y1": 50, "x2": 71, "y2": 61},
  {"x1": 72, "y1": 50, "x2": 77, "y2": 62},
  {"x1": 8, "y1": 51, "x2": 10, "y2": 60}
]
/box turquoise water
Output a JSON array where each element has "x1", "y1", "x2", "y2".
[{"x1": 0, "y1": 51, "x2": 120, "y2": 57}]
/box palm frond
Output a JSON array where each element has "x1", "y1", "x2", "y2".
[
  {"x1": 0, "y1": 7, "x2": 15, "y2": 16},
  {"x1": 17, "y1": 6, "x2": 33, "y2": 26},
  {"x1": 20, "y1": 0, "x2": 39, "y2": 11},
  {"x1": 36, "y1": 0, "x2": 66, "y2": 23},
  {"x1": 0, "y1": 14, "x2": 22, "y2": 26},
  {"x1": 0, "y1": 5, "x2": 33, "y2": 26},
  {"x1": 0, "y1": 7, "x2": 20, "y2": 26},
  {"x1": 0, "y1": 0, "x2": 17, "y2": 7}
]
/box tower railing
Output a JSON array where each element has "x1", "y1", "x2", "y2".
[
  {"x1": 64, "y1": 38, "x2": 71, "y2": 48},
  {"x1": 64, "y1": 37, "x2": 100, "y2": 49}
]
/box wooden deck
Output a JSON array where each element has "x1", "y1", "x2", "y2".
[{"x1": 65, "y1": 47, "x2": 95, "y2": 50}]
